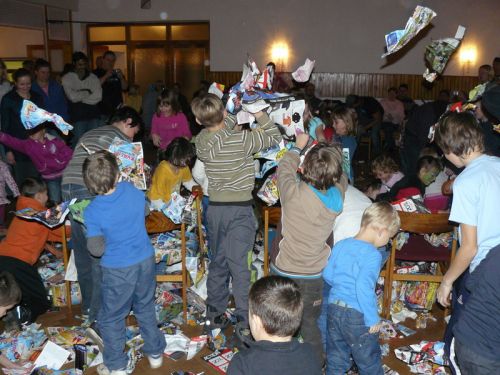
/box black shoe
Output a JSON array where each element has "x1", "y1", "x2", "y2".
[
  {"x1": 204, "y1": 313, "x2": 231, "y2": 333},
  {"x1": 204, "y1": 312, "x2": 232, "y2": 351},
  {"x1": 15, "y1": 305, "x2": 33, "y2": 325},
  {"x1": 85, "y1": 322, "x2": 104, "y2": 352},
  {"x1": 228, "y1": 321, "x2": 254, "y2": 351}
]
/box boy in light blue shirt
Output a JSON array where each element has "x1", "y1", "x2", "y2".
[
  {"x1": 323, "y1": 202, "x2": 400, "y2": 375},
  {"x1": 434, "y1": 111, "x2": 500, "y2": 374}
]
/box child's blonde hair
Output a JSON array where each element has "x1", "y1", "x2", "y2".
[
  {"x1": 332, "y1": 105, "x2": 356, "y2": 135},
  {"x1": 361, "y1": 201, "x2": 400, "y2": 236},
  {"x1": 191, "y1": 93, "x2": 225, "y2": 127},
  {"x1": 371, "y1": 155, "x2": 399, "y2": 175}
]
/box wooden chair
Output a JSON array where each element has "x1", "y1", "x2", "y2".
[
  {"x1": 261, "y1": 206, "x2": 281, "y2": 276},
  {"x1": 43, "y1": 224, "x2": 72, "y2": 310},
  {"x1": 382, "y1": 211, "x2": 458, "y2": 318},
  {"x1": 359, "y1": 135, "x2": 372, "y2": 161},
  {"x1": 192, "y1": 186, "x2": 207, "y2": 275},
  {"x1": 147, "y1": 188, "x2": 205, "y2": 321},
  {"x1": 60, "y1": 224, "x2": 73, "y2": 312}
]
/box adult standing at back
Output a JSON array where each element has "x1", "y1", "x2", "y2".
[
  {"x1": 380, "y1": 87, "x2": 405, "y2": 152},
  {"x1": 0, "y1": 68, "x2": 42, "y2": 185},
  {"x1": 62, "y1": 52, "x2": 102, "y2": 148},
  {"x1": 346, "y1": 94, "x2": 384, "y2": 157},
  {"x1": 0, "y1": 60, "x2": 11, "y2": 161},
  {"x1": 61, "y1": 106, "x2": 142, "y2": 324},
  {"x1": 32, "y1": 59, "x2": 69, "y2": 129},
  {"x1": 401, "y1": 90, "x2": 449, "y2": 175},
  {"x1": 141, "y1": 80, "x2": 164, "y2": 137},
  {"x1": 94, "y1": 51, "x2": 128, "y2": 121},
  {"x1": 0, "y1": 60, "x2": 11, "y2": 106}
]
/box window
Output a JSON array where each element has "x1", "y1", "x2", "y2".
[
  {"x1": 88, "y1": 26, "x2": 126, "y2": 42},
  {"x1": 171, "y1": 24, "x2": 209, "y2": 41},
  {"x1": 130, "y1": 25, "x2": 166, "y2": 40}
]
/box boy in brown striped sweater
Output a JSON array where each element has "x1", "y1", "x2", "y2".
[{"x1": 192, "y1": 94, "x2": 281, "y2": 346}]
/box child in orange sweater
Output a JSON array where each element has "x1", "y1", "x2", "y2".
[{"x1": 0, "y1": 178, "x2": 64, "y2": 325}]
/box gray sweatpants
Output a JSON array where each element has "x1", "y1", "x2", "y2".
[{"x1": 206, "y1": 204, "x2": 256, "y2": 323}]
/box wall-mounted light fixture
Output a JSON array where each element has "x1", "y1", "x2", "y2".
[
  {"x1": 270, "y1": 41, "x2": 289, "y2": 71},
  {"x1": 459, "y1": 45, "x2": 477, "y2": 74}
]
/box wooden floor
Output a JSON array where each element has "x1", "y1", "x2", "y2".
[{"x1": 17, "y1": 304, "x2": 449, "y2": 375}]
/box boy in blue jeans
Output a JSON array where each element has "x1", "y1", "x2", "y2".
[
  {"x1": 83, "y1": 151, "x2": 166, "y2": 375},
  {"x1": 434, "y1": 111, "x2": 500, "y2": 373},
  {"x1": 323, "y1": 202, "x2": 400, "y2": 374}
]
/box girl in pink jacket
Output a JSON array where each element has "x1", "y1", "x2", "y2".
[{"x1": 0, "y1": 126, "x2": 72, "y2": 202}]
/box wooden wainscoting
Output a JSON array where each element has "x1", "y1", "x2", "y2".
[{"x1": 207, "y1": 71, "x2": 478, "y2": 100}]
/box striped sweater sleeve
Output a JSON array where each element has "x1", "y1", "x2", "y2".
[{"x1": 243, "y1": 113, "x2": 282, "y2": 156}]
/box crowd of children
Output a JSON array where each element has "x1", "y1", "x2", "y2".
[{"x1": 0, "y1": 55, "x2": 499, "y2": 375}]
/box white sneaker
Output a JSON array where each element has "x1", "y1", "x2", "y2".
[
  {"x1": 147, "y1": 354, "x2": 163, "y2": 369},
  {"x1": 96, "y1": 364, "x2": 127, "y2": 375}
]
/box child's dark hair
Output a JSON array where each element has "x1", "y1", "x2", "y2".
[
  {"x1": 0, "y1": 271, "x2": 22, "y2": 307},
  {"x1": 21, "y1": 177, "x2": 47, "y2": 198},
  {"x1": 249, "y1": 276, "x2": 303, "y2": 337},
  {"x1": 301, "y1": 143, "x2": 343, "y2": 190},
  {"x1": 359, "y1": 178, "x2": 381, "y2": 194},
  {"x1": 13, "y1": 68, "x2": 32, "y2": 82},
  {"x1": 34, "y1": 58, "x2": 50, "y2": 71},
  {"x1": 416, "y1": 155, "x2": 441, "y2": 173},
  {"x1": 72, "y1": 51, "x2": 88, "y2": 64},
  {"x1": 156, "y1": 89, "x2": 181, "y2": 116},
  {"x1": 434, "y1": 112, "x2": 484, "y2": 156},
  {"x1": 108, "y1": 106, "x2": 143, "y2": 130},
  {"x1": 161, "y1": 137, "x2": 195, "y2": 168},
  {"x1": 83, "y1": 150, "x2": 120, "y2": 195}
]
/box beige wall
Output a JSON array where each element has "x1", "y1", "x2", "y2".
[
  {"x1": 72, "y1": 0, "x2": 500, "y2": 75},
  {"x1": 0, "y1": 26, "x2": 44, "y2": 58}
]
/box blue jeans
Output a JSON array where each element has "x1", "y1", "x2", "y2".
[
  {"x1": 455, "y1": 339, "x2": 500, "y2": 375},
  {"x1": 318, "y1": 248, "x2": 389, "y2": 352},
  {"x1": 326, "y1": 304, "x2": 383, "y2": 375},
  {"x1": 99, "y1": 257, "x2": 166, "y2": 371},
  {"x1": 45, "y1": 177, "x2": 62, "y2": 203},
  {"x1": 62, "y1": 183, "x2": 101, "y2": 321},
  {"x1": 71, "y1": 118, "x2": 101, "y2": 149},
  {"x1": 445, "y1": 269, "x2": 471, "y2": 375}
]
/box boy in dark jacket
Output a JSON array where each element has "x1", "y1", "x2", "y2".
[{"x1": 227, "y1": 276, "x2": 321, "y2": 375}]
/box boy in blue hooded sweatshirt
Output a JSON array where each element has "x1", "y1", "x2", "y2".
[{"x1": 270, "y1": 133, "x2": 347, "y2": 360}]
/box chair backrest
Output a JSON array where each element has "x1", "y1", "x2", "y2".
[
  {"x1": 262, "y1": 206, "x2": 281, "y2": 226},
  {"x1": 146, "y1": 211, "x2": 180, "y2": 234},
  {"x1": 398, "y1": 211, "x2": 454, "y2": 234}
]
